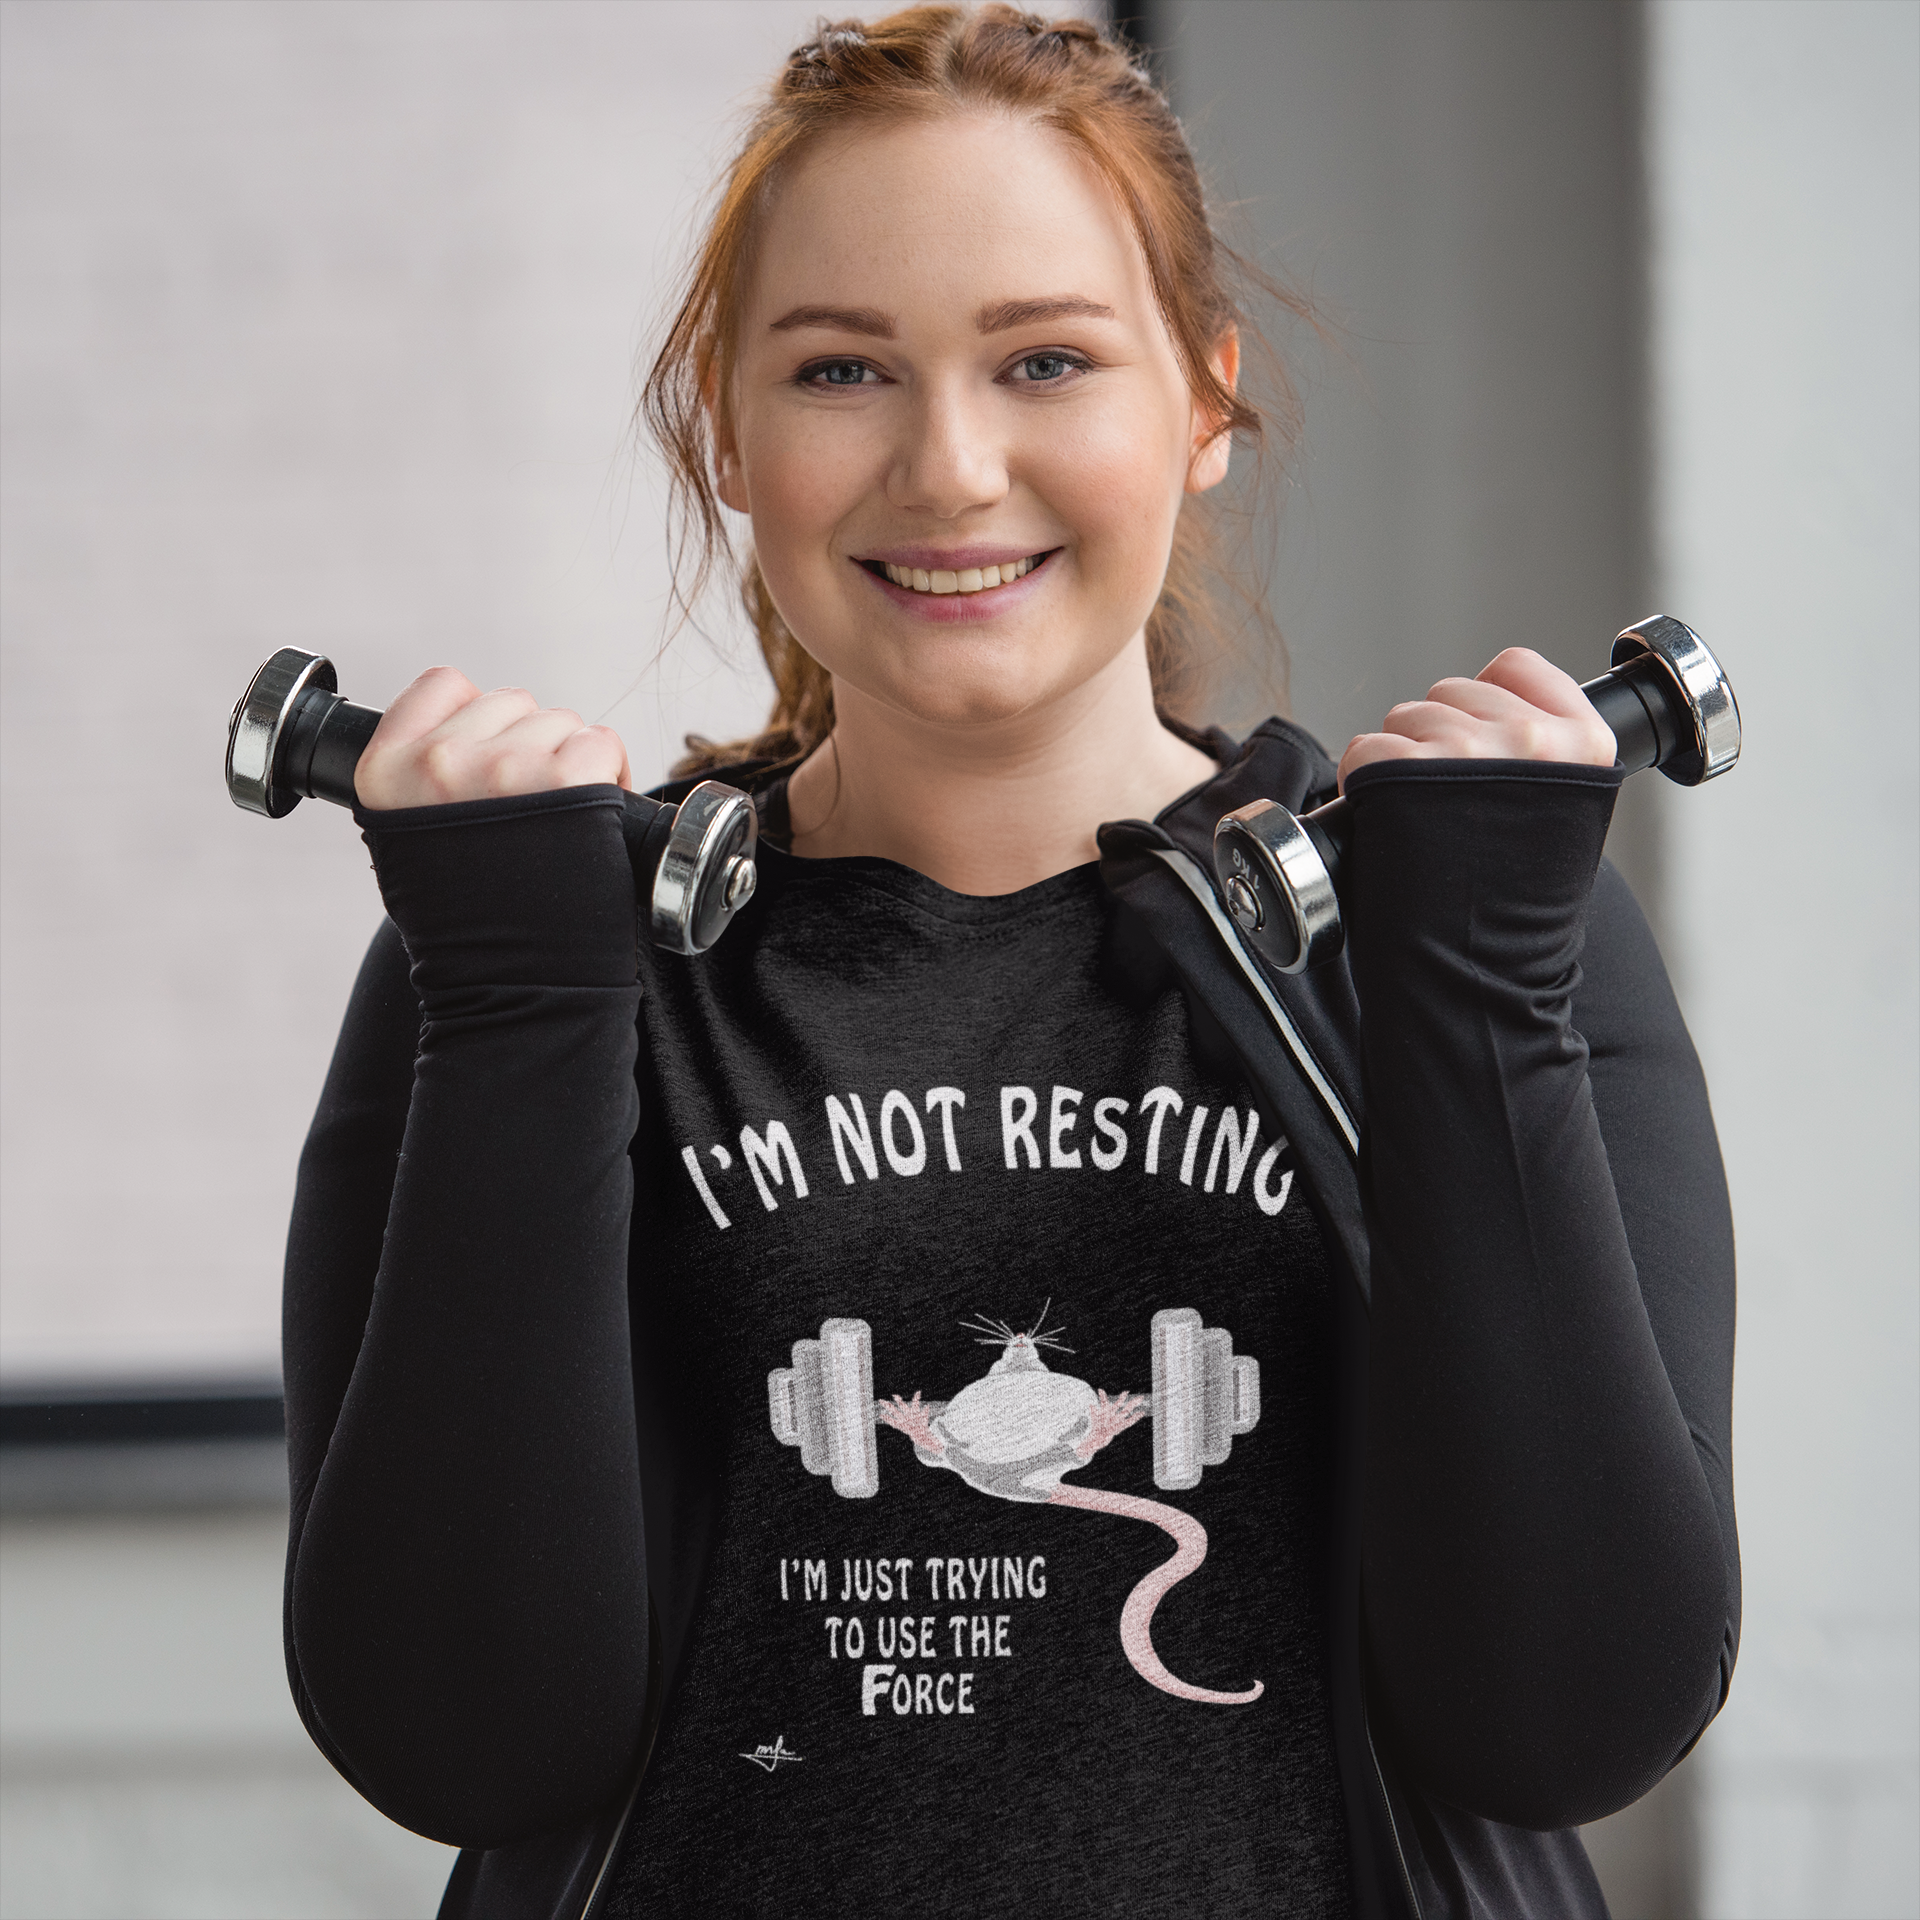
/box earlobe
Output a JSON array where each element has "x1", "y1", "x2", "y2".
[
  {"x1": 704, "y1": 364, "x2": 749, "y2": 513},
  {"x1": 1186, "y1": 328, "x2": 1240, "y2": 495},
  {"x1": 1187, "y1": 428, "x2": 1231, "y2": 495},
  {"x1": 714, "y1": 446, "x2": 749, "y2": 514}
]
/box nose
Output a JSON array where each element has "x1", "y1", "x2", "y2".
[{"x1": 887, "y1": 377, "x2": 1009, "y2": 520}]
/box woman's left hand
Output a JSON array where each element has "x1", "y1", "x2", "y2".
[{"x1": 1337, "y1": 647, "x2": 1616, "y2": 793}]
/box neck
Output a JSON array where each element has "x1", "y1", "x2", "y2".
[{"x1": 782, "y1": 638, "x2": 1220, "y2": 894}]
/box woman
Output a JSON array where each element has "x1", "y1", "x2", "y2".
[{"x1": 283, "y1": 10, "x2": 1737, "y2": 1916}]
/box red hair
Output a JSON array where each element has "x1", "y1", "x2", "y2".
[{"x1": 643, "y1": 4, "x2": 1306, "y2": 773}]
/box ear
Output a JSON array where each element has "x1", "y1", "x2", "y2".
[
  {"x1": 705, "y1": 362, "x2": 750, "y2": 514},
  {"x1": 1185, "y1": 328, "x2": 1240, "y2": 496}
]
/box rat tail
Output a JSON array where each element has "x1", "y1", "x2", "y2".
[{"x1": 1048, "y1": 1484, "x2": 1264, "y2": 1706}]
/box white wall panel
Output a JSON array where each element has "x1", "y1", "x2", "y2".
[
  {"x1": 1647, "y1": 3, "x2": 1920, "y2": 1912},
  {"x1": 0, "y1": 0, "x2": 818, "y2": 1381}
]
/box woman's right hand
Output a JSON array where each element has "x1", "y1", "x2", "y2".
[{"x1": 354, "y1": 667, "x2": 631, "y2": 810}]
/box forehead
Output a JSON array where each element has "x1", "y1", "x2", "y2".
[{"x1": 743, "y1": 112, "x2": 1158, "y2": 336}]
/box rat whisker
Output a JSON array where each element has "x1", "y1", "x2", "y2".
[{"x1": 959, "y1": 1314, "x2": 1020, "y2": 1343}]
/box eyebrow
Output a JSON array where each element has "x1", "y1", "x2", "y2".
[
  {"x1": 769, "y1": 305, "x2": 895, "y2": 338},
  {"x1": 767, "y1": 295, "x2": 1119, "y2": 340},
  {"x1": 974, "y1": 295, "x2": 1117, "y2": 333}
]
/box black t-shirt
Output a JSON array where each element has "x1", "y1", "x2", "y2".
[{"x1": 605, "y1": 844, "x2": 1349, "y2": 1913}]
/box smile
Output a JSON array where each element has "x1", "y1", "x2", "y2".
[{"x1": 862, "y1": 552, "x2": 1051, "y2": 596}]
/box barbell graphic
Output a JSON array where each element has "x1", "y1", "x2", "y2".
[
  {"x1": 1212, "y1": 614, "x2": 1741, "y2": 974},
  {"x1": 224, "y1": 647, "x2": 759, "y2": 956},
  {"x1": 766, "y1": 1310, "x2": 1260, "y2": 1499}
]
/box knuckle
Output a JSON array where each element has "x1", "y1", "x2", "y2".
[{"x1": 417, "y1": 737, "x2": 465, "y2": 794}]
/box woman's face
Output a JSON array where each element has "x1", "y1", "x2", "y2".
[{"x1": 715, "y1": 112, "x2": 1232, "y2": 733}]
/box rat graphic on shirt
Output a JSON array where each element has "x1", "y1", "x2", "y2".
[{"x1": 771, "y1": 1306, "x2": 1263, "y2": 1706}]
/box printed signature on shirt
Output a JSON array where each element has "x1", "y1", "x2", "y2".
[{"x1": 739, "y1": 1734, "x2": 804, "y2": 1773}]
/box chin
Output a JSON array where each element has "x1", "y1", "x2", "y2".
[
  {"x1": 839, "y1": 626, "x2": 1119, "y2": 733},
  {"x1": 870, "y1": 661, "x2": 1081, "y2": 732}
]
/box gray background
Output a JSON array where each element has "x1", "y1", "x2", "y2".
[{"x1": 2, "y1": 2, "x2": 1914, "y2": 1915}]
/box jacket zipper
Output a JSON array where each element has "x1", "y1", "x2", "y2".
[
  {"x1": 1147, "y1": 844, "x2": 1359, "y2": 1154},
  {"x1": 1151, "y1": 839, "x2": 1425, "y2": 1920},
  {"x1": 1366, "y1": 1718, "x2": 1426, "y2": 1919}
]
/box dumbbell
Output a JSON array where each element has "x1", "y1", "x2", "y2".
[
  {"x1": 1212, "y1": 614, "x2": 1741, "y2": 974},
  {"x1": 764, "y1": 1310, "x2": 1262, "y2": 1499},
  {"x1": 225, "y1": 647, "x2": 758, "y2": 956}
]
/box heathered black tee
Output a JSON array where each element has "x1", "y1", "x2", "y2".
[{"x1": 603, "y1": 840, "x2": 1348, "y2": 1913}]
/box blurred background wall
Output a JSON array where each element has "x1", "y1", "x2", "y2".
[
  {"x1": 2, "y1": 2, "x2": 1913, "y2": 1916},
  {"x1": 1150, "y1": 7, "x2": 1918, "y2": 1917}
]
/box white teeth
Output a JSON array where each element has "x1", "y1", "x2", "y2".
[{"x1": 882, "y1": 555, "x2": 1040, "y2": 593}]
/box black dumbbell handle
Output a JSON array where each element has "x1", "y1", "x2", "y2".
[{"x1": 226, "y1": 648, "x2": 756, "y2": 955}]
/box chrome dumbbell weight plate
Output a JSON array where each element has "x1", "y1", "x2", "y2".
[
  {"x1": 226, "y1": 648, "x2": 340, "y2": 818},
  {"x1": 650, "y1": 782, "x2": 759, "y2": 958},
  {"x1": 1214, "y1": 800, "x2": 1345, "y2": 977},
  {"x1": 1610, "y1": 615, "x2": 1741, "y2": 786}
]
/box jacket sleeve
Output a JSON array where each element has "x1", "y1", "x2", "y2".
[
  {"x1": 1342, "y1": 757, "x2": 1738, "y2": 1830},
  {"x1": 281, "y1": 786, "x2": 650, "y2": 1848}
]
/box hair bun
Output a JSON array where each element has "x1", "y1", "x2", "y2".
[
  {"x1": 787, "y1": 20, "x2": 869, "y2": 83},
  {"x1": 1019, "y1": 12, "x2": 1098, "y2": 45}
]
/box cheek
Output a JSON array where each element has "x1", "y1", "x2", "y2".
[
  {"x1": 745, "y1": 426, "x2": 852, "y2": 543},
  {"x1": 1038, "y1": 398, "x2": 1189, "y2": 590},
  {"x1": 739, "y1": 415, "x2": 874, "y2": 613}
]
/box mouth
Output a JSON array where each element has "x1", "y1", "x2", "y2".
[{"x1": 857, "y1": 550, "x2": 1056, "y2": 597}]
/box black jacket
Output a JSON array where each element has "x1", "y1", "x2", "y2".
[{"x1": 284, "y1": 719, "x2": 1738, "y2": 1920}]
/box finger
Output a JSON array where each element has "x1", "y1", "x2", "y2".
[
  {"x1": 371, "y1": 665, "x2": 484, "y2": 750},
  {"x1": 549, "y1": 723, "x2": 631, "y2": 791},
  {"x1": 426, "y1": 685, "x2": 543, "y2": 745},
  {"x1": 1337, "y1": 730, "x2": 1431, "y2": 791},
  {"x1": 1383, "y1": 690, "x2": 1604, "y2": 765},
  {"x1": 1478, "y1": 649, "x2": 1616, "y2": 760},
  {"x1": 1418, "y1": 675, "x2": 1542, "y2": 723},
  {"x1": 1474, "y1": 647, "x2": 1593, "y2": 722},
  {"x1": 433, "y1": 707, "x2": 590, "y2": 796},
  {"x1": 1378, "y1": 698, "x2": 1490, "y2": 748}
]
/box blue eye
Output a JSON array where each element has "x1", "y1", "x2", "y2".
[
  {"x1": 803, "y1": 360, "x2": 874, "y2": 388},
  {"x1": 1010, "y1": 353, "x2": 1087, "y2": 386}
]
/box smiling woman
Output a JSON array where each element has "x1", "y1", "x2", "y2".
[
  {"x1": 704, "y1": 107, "x2": 1241, "y2": 884},
  {"x1": 283, "y1": 8, "x2": 1737, "y2": 1919}
]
